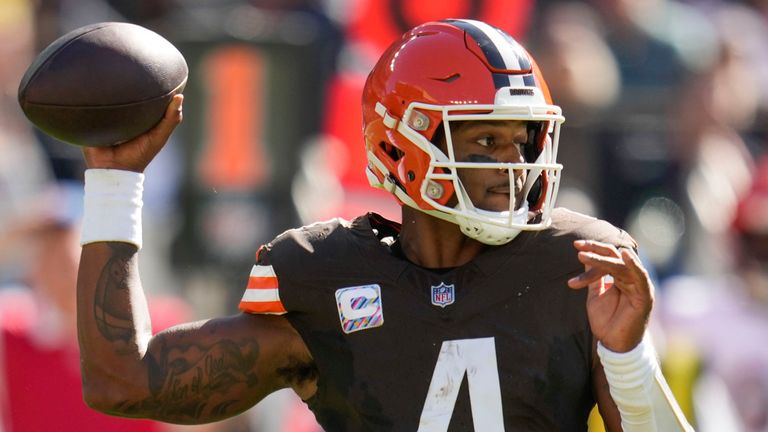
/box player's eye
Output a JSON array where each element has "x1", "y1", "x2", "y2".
[{"x1": 476, "y1": 135, "x2": 495, "y2": 147}]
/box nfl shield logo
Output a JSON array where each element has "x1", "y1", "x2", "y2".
[{"x1": 431, "y1": 283, "x2": 455, "y2": 308}]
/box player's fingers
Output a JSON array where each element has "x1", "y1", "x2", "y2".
[
  {"x1": 580, "y1": 248, "x2": 652, "y2": 301},
  {"x1": 569, "y1": 240, "x2": 622, "y2": 289},
  {"x1": 167, "y1": 94, "x2": 184, "y2": 122},
  {"x1": 573, "y1": 240, "x2": 620, "y2": 258},
  {"x1": 137, "y1": 95, "x2": 183, "y2": 158},
  {"x1": 151, "y1": 95, "x2": 184, "y2": 138},
  {"x1": 619, "y1": 248, "x2": 646, "y2": 276},
  {"x1": 576, "y1": 250, "x2": 624, "y2": 268},
  {"x1": 619, "y1": 248, "x2": 654, "y2": 297},
  {"x1": 575, "y1": 250, "x2": 636, "y2": 284},
  {"x1": 567, "y1": 266, "x2": 607, "y2": 289}
]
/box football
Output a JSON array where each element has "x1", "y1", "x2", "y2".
[{"x1": 18, "y1": 22, "x2": 188, "y2": 147}]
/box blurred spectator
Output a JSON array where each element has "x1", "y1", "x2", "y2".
[
  {"x1": 528, "y1": 2, "x2": 620, "y2": 218},
  {"x1": 0, "y1": 0, "x2": 51, "y2": 277},
  {"x1": 700, "y1": 2, "x2": 768, "y2": 156},
  {"x1": 586, "y1": 0, "x2": 694, "y2": 279},
  {"x1": 669, "y1": 2, "x2": 761, "y2": 277},
  {"x1": 0, "y1": 182, "x2": 253, "y2": 432},
  {"x1": 0, "y1": 184, "x2": 158, "y2": 431},
  {"x1": 526, "y1": 0, "x2": 701, "y2": 279},
  {"x1": 660, "y1": 155, "x2": 768, "y2": 431},
  {"x1": 716, "y1": 0, "x2": 768, "y2": 154}
]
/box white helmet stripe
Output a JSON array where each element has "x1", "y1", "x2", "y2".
[{"x1": 453, "y1": 19, "x2": 532, "y2": 88}]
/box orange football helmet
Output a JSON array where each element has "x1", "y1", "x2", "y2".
[{"x1": 362, "y1": 19, "x2": 564, "y2": 244}]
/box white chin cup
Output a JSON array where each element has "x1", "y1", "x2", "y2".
[{"x1": 454, "y1": 203, "x2": 529, "y2": 245}]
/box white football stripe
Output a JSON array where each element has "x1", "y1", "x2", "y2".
[
  {"x1": 241, "y1": 288, "x2": 280, "y2": 302},
  {"x1": 250, "y1": 264, "x2": 276, "y2": 278}
]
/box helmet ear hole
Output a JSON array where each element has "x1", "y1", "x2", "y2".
[
  {"x1": 379, "y1": 141, "x2": 404, "y2": 162},
  {"x1": 430, "y1": 122, "x2": 446, "y2": 152}
]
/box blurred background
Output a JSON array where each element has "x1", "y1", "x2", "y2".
[{"x1": 1, "y1": 0, "x2": 768, "y2": 431}]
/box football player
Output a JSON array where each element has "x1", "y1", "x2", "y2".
[{"x1": 76, "y1": 19, "x2": 693, "y2": 431}]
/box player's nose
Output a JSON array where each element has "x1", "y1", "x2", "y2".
[{"x1": 492, "y1": 143, "x2": 524, "y2": 173}]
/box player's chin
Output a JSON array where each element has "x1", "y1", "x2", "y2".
[
  {"x1": 477, "y1": 193, "x2": 514, "y2": 212},
  {"x1": 479, "y1": 189, "x2": 533, "y2": 212}
]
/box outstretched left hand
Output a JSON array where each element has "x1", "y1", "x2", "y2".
[{"x1": 567, "y1": 240, "x2": 654, "y2": 353}]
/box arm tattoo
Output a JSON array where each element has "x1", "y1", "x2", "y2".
[
  {"x1": 92, "y1": 245, "x2": 306, "y2": 421},
  {"x1": 94, "y1": 243, "x2": 138, "y2": 346},
  {"x1": 117, "y1": 324, "x2": 262, "y2": 421}
]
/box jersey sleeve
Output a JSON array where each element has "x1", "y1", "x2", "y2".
[
  {"x1": 237, "y1": 218, "x2": 352, "y2": 316},
  {"x1": 238, "y1": 248, "x2": 287, "y2": 315},
  {"x1": 237, "y1": 232, "x2": 304, "y2": 316},
  {"x1": 532, "y1": 208, "x2": 639, "y2": 285},
  {"x1": 553, "y1": 208, "x2": 637, "y2": 250}
]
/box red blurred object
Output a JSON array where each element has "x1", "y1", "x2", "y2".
[
  {"x1": 733, "y1": 156, "x2": 768, "y2": 235},
  {"x1": 0, "y1": 291, "x2": 192, "y2": 432},
  {"x1": 347, "y1": 0, "x2": 533, "y2": 56}
]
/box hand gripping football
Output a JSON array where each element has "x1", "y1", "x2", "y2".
[{"x1": 18, "y1": 22, "x2": 188, "y2": 147}]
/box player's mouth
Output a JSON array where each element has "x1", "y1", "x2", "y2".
[
  {"x1": 488, "y1": 184, "x2": 511, "y2": 195},
  {"x1": 486, "y1": 179, "x2": 526, "y2": 210},
  {"x1": 482, "y1": 183, "x2": 511, "y2": 210}
]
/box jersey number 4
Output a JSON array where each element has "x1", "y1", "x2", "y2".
[{"x1": 418, "y1": 337, "x2": 504, "y2": 432}]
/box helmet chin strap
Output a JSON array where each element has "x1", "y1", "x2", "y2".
[
  {"x1": 452, "y1": 179, "x2": 531, "y2": 246},
  {"x1": 455, "y1": 203, "x2": 529, "y2": 245}
]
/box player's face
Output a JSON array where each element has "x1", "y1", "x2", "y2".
[{"x1": 448, "y1": 120, "x2": 529, "y2": 212}]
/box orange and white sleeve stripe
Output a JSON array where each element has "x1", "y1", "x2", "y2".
[{"x1": 239, "y1": 264, "x2": 287, "y2": 315}]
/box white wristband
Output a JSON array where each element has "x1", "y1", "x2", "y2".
[
  {"x1": 80, "y1": 169, "x2": 144, "y2": 249},
  {"x1": 598, "y1": 338, "x2": 693, "y2": 431}
]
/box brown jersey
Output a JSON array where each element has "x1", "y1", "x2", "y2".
[{"x1": 239, "y1": 208, "x2": 636, "y2": 431}]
